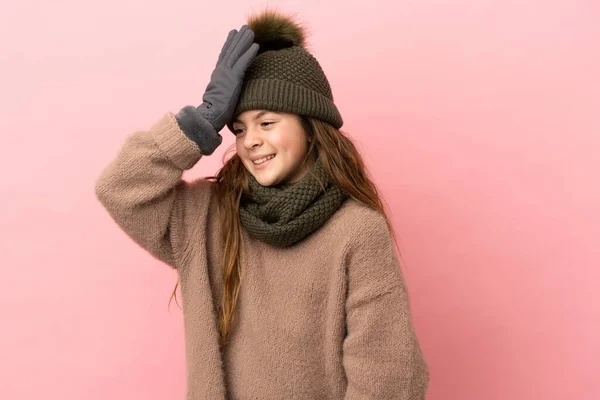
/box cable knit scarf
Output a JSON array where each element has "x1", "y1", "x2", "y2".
[{"x1": 239, "y1": 158, "x2": 348, "y2": 247}]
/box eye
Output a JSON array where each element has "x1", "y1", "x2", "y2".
[
  {"x1": 233, "y1": 128, "x2": 244, "y2": 135},
  {"x1": 261, "y1": 121, "x2": 274, "y2": 127}
]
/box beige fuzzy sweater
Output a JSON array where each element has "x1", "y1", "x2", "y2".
[{"x1": 95, "y1": 112, "x2": 429, "y2": 399}]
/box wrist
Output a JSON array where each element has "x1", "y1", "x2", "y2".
[{"x1": 174, "y1": 106, "x2": 223, "y2": 156}]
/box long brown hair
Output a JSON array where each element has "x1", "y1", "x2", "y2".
[{"x1": 168, "y1": 116, "x2": 403, "y2": 346}]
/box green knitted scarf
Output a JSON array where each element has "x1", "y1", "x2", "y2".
[{"x1": 239, "y1": 158, "x2": 348, "y2": 247}]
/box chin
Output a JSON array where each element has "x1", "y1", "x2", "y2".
[
  {"x1": 246, "y1": 160, "x2": 286, "y2": 187},
  {"x1": 256, "y1": 179, "x2": 275, "y2": 187},
  {"x1": 254, "y1": 174, "x2": 281, "y2": 187}
]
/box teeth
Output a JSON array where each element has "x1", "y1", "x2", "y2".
[{"x1": 253, "y1": 155, "x2": 275, "y2": 165}]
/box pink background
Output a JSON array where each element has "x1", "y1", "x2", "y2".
[{"x1": 1, "y1": 1, "x2": 598, "y2": 399}]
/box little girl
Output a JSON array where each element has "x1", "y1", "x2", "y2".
[{"x1": 96, "y1": 9, "x2": 429, "y2": 400}]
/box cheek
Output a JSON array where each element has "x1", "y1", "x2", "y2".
[
  {"x1": 235, "y1": 139, "x2": 245, "y2": 155},
  {"x1": 275, "y1": 133, "x2": 306, "y2": 156},
  {"x1": 235, "y1": 141, "x2": 250, "y2": 166}
]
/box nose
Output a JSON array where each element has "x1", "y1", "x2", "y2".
[{"x1": 243, "y1": 126, "x2": 263, "y2": 149}]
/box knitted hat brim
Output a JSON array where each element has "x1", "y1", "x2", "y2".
[{"x1": 227, "y1": 79, "x2": 343, "y2": 133}]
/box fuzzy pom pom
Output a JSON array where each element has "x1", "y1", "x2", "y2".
[{"x1": 248, "y1": 9, "x2": 307, "y2": 53}]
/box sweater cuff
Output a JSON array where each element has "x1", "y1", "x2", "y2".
[
  {"x1": 175, "y1": 105, "x2": 223, "y2": 156},
  {"x1": 150, "y1": 112, "x2": 203, "y2": 170}
]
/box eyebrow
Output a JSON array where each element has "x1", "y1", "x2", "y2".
[{"x1": 233, "y1": 110, "x2": 280, "y2": 124}]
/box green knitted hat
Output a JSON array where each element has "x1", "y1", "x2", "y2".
[{"x1": 227, "y1": 10, "x2": 343, "y2": 133}]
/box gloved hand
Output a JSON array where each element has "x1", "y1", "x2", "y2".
[
  {"x1": 198, "y1": 25, "x2": 259, "y2": 131},
  {"x1": 176, "y1": 25, "x2": 259, "y2": 155}
]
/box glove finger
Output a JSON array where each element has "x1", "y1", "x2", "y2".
[
  {"x1": 233, "y1": 42, "x2": 259, "y2": 74},
  {"x1": 226, "y1": 28, "x2": 255, "y2": 68},
  {"x1": 222, "y1": 25, "x2": 249, "y2": 67},
  {"x1": 216, "y1": 29, "x2": 238, "y2": 66}
]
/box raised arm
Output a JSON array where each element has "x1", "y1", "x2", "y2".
[
  {"x1": 95, "y1": 25, "x2": 259, "y2": 268},
  {"x1": 95, "y1": 113, "x2": 212, "y2": 268}
]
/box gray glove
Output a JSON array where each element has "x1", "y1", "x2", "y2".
[{"x1": 176, "y1": 25, "x2": 259, "y2": 155}]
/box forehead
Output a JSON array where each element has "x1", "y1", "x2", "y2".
[{"x1": 233, "y1": 110, "x2": 281, "y2": 124}]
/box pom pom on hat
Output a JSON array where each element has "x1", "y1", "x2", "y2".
[
  {"x1": 248, "y1": 9, "x2": 308, "y2": 53},
  {"x1": 227, "y1": 8, "x2": 343, "y2": 132}
]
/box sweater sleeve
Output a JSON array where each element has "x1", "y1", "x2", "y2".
[
  {"x1": 94, "y1": 112, "x2": 210, "y2": 269},
  {"x1": 342, "y1": 212, "x2": 429, "y2": 399}
]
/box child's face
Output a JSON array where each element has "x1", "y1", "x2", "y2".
[{"x1": 233, "y1": 110, "x2": 312, "y2": 187}]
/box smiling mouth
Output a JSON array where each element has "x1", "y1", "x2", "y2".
[{"x1": 252, "y1": 154, "x2": 276, "y2": 165}]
